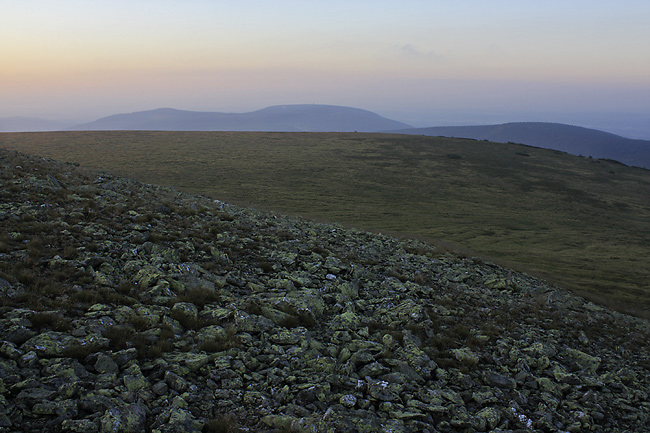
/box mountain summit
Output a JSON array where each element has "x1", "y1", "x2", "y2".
[
  {"x1": 68, "y1": 104, "x2": 412, "y2": 132},
  {"x1": 1, "y1": 147, "x2": 650, "y2": 431}
]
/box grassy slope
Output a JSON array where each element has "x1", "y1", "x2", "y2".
[{"x1": 2, "y1": 131, "x2": 650, "y2": 317}]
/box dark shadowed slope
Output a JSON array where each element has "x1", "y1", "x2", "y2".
[
  {"x1": 68, "y1": 105, "x2": 412, "y2": 132},
  {"x1": 393, "y1": 122, "x2": 650, "y2": 169}
]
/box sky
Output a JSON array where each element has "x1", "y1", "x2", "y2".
[{"x1": 2, "y1": 0, "x2": 650, "y2": 136}]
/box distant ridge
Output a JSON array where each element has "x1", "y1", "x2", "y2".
[
  {"x1": 392, "y1": 122, "x2": 650, "y2": 169},
  {"x1": 0, "y1": 116, "x2": 74, "y2": 132},
  {"x1": 68, "y1": 104, "x2": 412, "y2": 132}
]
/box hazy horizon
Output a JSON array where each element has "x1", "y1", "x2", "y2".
[{"x1": 2, "y1": 1, "x2": 650, "y2": 137}]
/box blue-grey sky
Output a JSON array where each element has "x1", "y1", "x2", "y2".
[{"x1": 2, "y1": 0, "x2": 650, "y2": 135}]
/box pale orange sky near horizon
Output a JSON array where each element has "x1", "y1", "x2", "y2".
[{"x1": 2, "y1": 0, "x2": 650, "y2": 129}]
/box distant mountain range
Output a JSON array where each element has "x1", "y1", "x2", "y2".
[
  {"x1": 2, "y1": 106, "x2": 649, "y2": 169},
  {"x1": 393, "y1": 122, "x2": 650, "y2": 169},
  {"x1": 67, "y1": 105, "x2": 412, "y2": 132},
  {"x1": 0, "y1": 116, "x2": 75, "y2": 132}
]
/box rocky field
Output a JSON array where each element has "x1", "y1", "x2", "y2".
[{"x1": 1, "y1": 147, "x2": 649, "y2": 432}]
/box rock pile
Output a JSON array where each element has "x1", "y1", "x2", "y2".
[{"x1": 1, "y1": 147, "x2": 649, "y2": 432}]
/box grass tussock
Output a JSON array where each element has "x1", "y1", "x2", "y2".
[
  {"x1": 30, "y1": 311, "x2": 71, "y2": 331},
  {"x1": 204, "y1": 414, "x2": 245, "y2": 433},
  {"x1": 104, "y1": 323, "x2": 175, "y2": 359}
]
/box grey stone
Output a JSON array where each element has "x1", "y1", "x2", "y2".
[
  {"x1": 484, "y1": 371, "x2": 516, "y2": 389},
  {"x1": 165, "y1": 371, "x2": 188, "y2": 393},
  {"x1": 95, "y1": 353, "x2": 119, "y2": 374}
]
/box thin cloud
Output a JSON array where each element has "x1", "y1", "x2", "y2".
[{"x1": 399, "y1": 43, "x2": 447, "y2": 62}]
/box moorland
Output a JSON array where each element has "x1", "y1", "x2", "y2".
[
  {"x1": 1, "y1": 146, "x2": 649, "y2": 432},
  {"x1": 1, "y1": 131, "x2": 649, "y2": 318}
]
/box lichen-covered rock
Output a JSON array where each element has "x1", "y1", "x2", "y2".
[
  {"x1": 21, "y1": 332, "x2": 77, "y2": 356},
  {"x1": 16, "y1": 387, "x2": 57, "y2": 405},
  {"x1": 171, "y1": 302, "x2": 198, "y2": 326},
  {"x1": 99, "y1": 403, "x2": 147, "y2": 433},
  {"x1": 270, "y1": 327, "x2": 310, "y2": 346},
  {"x1": 61, "y1": 418, "x2": 99, "y2": 432},
  {"x1": 564, "y1": 347, "x2": 601, "y2": 374},
  {"x1": 164, "y1": 352, "x2": 211, "y2": 372},
  {"x1": 234, "y1": 311, "x2": 274, "y2": 333},
  {"x1": 450, "y1": 347, "x2": 479, "y2": 367},
  {"x1": 154, "y1": 398, "x2": 204, "y2": 433},
  {"x1": 0, "y1": 341, "x2": 22, "y2": 360},
  {"x1": 123, "y1": 364, "x2": 148, "y2": 391},
  {"x1": 484, "y1": 371, "x2": 517, "y2": 389},
  {"x1": 94, "y1": 352, "x2": 119, "y2": 374},
  {"x1": 473, "y1": 406, "x2": 501, "y2": 431},
  {"x1": 330, "y1": 310, "x2": 361, "y2": 330},
  {"x1": 198, "y1": 306, "x2": 232, "y2": 324},
  {"x1": 132, "y1": 265, "x2": 163, "y2": 288},
  {"x1": 340, "y1": 394, "x2": 357, "y2": 408},
  {"x1": 164, "y1": 371, "x2": 188, "y2": 393},
  {"x1": 366, "y1": 378, "x2": 402, "y2": 402},
  {"x1": 254, "y1": 304, "x2": 291, "y2": 326}
]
